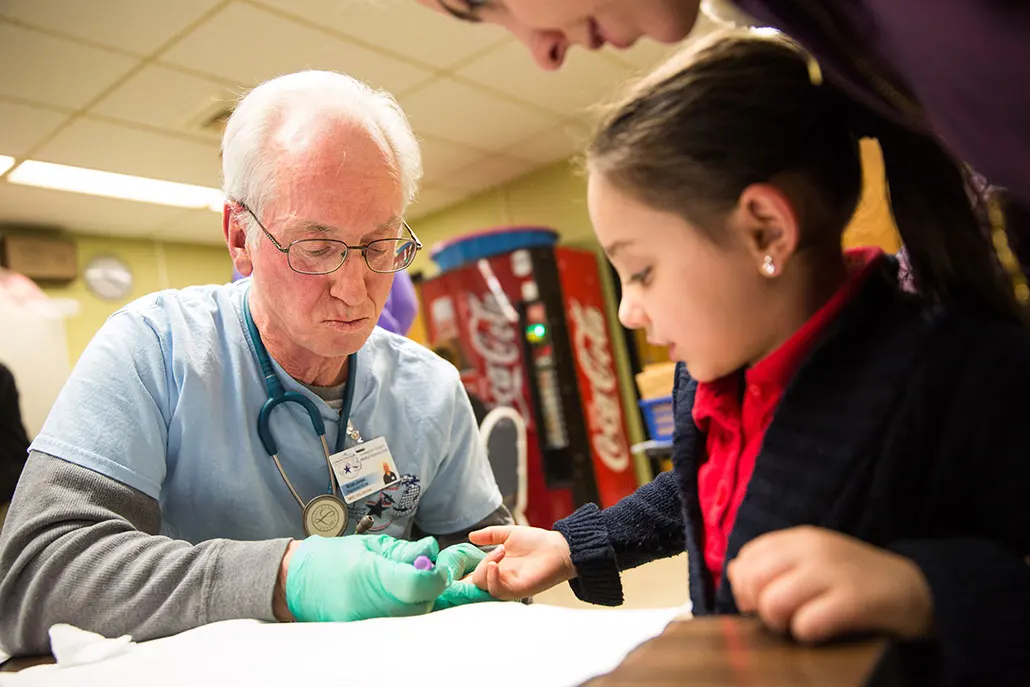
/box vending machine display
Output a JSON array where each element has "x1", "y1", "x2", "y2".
[{"x1": 420, "y1": 228, "x2": 639, "y2": 527}]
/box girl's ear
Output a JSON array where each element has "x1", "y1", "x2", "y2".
[
  {"x1": 224, "y1": 204, "x2": 254, "y2": 277},
  {"x1": 731, "y1": 183, "x2": 802, "y2": 278}
]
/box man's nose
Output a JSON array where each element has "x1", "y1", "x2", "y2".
[{"x1": 328, "y1": 253, "x2": 369, "y2": 304}]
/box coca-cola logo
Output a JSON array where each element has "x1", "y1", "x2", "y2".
[
  {"x1": 466, "y1": 293, "x2": 530, "y2": 422},
  {"x1": 569, "y1": 300, "x2": 630, "y2": 473}
]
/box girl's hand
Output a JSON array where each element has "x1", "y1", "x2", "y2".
[
  {"x1": 727, "y1": 526, "x2": 933, "y2": 643},
  {"x1": 466, "y1": 525, "x2": 576, "y2": 600}
]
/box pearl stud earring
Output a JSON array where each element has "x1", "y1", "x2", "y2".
[{"x1": 762, "y1": 255, "x2": 776, "y2": 276}]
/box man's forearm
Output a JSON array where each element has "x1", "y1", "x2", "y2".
[{"x1": 0, "y1": 452, "x2": 290, "y2": 656}]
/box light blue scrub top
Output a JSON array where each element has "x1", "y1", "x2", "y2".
[{"x1": 31, "y1": 279, "x2": 502, "y2": 543}]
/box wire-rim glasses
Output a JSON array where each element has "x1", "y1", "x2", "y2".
[{"x1": 239, "y1": 202, "x2": 422, "y2": 275}]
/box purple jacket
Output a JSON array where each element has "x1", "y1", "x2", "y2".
[
  {"x1": 376, "y1": 270, "x2": 418, "y2": 336},
  {"x1": 735, "y1": 0, "x2": 1030, "y2": 205}
]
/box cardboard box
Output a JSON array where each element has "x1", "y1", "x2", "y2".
[{"x1": 635, "y1": 361, "x2": 677, "y2": 400}]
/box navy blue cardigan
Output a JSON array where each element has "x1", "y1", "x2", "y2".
[{"x1": 554, "y1": 260, "x2": 1030, "y2": 684}]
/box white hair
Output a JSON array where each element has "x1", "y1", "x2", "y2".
[{"x1": 221, "y1": 70, "x2": 422, "y2": 241}]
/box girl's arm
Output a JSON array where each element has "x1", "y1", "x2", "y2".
[
  {"x1": 554, "y1": 364, "x2": 689, "y2": 606},
  {"x1": 554, "y1": 469, "x2": 685, "y2": 606}
]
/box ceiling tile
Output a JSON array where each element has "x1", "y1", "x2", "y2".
[
  {"x1": 442, "y1": 155, "x2": 536, "y2": 194},
  {"x1": 0, "y1": 0, "x2": 224, "y2": 56},
  {"x1": 151, "y1": 208, "x2": 225, "y2": 245},
  {"x1": 0, "y1": 182, "x2": 185, "y2": 235},
  {"x1": 90, "y1": 65, "x2": 240, "y2": 140},
  {"x1": 418, "y1": 136, "x2": 484, "y2": 185},
  {"x1": 0, "y1": 101, "x2": 69, "y2": 157},
  {"x1": 457, "y1": 41, "x2": 634, "y2": 118},
  {"x1": 501, "y1": 120, "x2": 593, "y2": 165},
  {"x1": 408, "y1": 185, "x2": 471, "y2": 220},
  {"x1": 34, "y1": 118, "x2": 222, "y2": 187},
  {"x1": 400, "y1": 78, "x2": 559, "y2": 151},
  {"x1": 160, "y1": 2, "x2": 433, "y2": 94},
  {"x1": 252, "y1": 0, "x2": 509, "y2": 70},
  {"x1": 0, "y1": 23, "x2": 138, "y2": 109}
]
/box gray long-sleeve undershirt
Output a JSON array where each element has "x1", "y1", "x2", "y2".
[{"x1": 0, "y1": 451, "x2": 511, "y2": 656}]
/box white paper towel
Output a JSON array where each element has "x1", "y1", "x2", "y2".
[{"x1": 48, "y1": 624, "x2": 135, "y2": 667}]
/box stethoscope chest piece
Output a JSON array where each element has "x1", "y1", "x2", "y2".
[{"x1": 302, "y1": 493, "x2": 349, "y2": 537}]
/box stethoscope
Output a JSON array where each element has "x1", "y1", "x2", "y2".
[{"x1": 244, "y1": 289, "x2": 373, "y2": 538}]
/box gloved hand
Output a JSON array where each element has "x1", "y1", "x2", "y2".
[
  {"x1": 432, "y1": 543, "x2": 501, "y2": 611},
  {"x1": 286, "y1": 534, "x2": 451, "y2": 622}
]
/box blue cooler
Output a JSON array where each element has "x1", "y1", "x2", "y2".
[
  {"x1": 431, "y1": 226, "x2": 559, "y2": 273},
  {"x1": 639, "y1": 395, "x2": 675, "y2": 442}
]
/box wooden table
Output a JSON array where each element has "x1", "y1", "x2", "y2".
[
  {"x1": 1, "y1": 655, "x2": 53, "y2": 672},
  {"x1": 586, "y1": 616, "x2": 889, "y2": 687},
  {"x1": 3, "y1": 617, "x2": 890, "y2": 685}
]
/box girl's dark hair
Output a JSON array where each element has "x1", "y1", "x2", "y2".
[{"x1": 587, "y1": 30, "x2": 1023, "y2": 321}]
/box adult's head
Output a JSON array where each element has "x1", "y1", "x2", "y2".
[
  {"x1": 415, "y1": 0, "x2": 704, "y2": 69},
  {"x1": 221, "y1": 70, "x2": 422, "y2": 371},
  {"x1": 585, "y1": 30, "x2": 1019, "y2": 381}
]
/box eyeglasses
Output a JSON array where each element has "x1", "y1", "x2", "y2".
[{"x1": 240, "y1": 203, "x2": 422, "y2": 275}]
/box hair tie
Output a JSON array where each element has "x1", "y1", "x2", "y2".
[{"x1": 806, "y1": 54, "x2": 823, "y2": 87}]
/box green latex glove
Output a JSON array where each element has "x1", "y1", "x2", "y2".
[
  {"x1": 286, "y1": 534, "x2": 449, "y2": 622},
  {"x1": 372, "y1": 535, "x2": 445, "y2": 565},
  {"x1": 432, "y1": 543, "x2": 501, "y2": 611}
]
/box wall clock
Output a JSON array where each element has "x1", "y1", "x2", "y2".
[{"x1": 83, "y1": 255, "x2": 134, "y2": 301}]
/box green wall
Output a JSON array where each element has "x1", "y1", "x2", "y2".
[{"x1": 39, "y1": 235, "x2": 231, "y2": 364}]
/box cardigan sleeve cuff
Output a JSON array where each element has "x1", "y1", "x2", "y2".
[
  {"x1": 554, "y1": 503, "x2": 623, "y2": 606},
  {"x1": 890, "y1": 538, "x2": 1030, "y2": 685}
]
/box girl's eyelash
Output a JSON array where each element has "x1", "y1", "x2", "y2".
[
  {"x1": 628, "y1": 267, "x2": 653, "y2": 285},
  {"x1": 440, "y1": 0, "x2": 488, "y2": 22}
]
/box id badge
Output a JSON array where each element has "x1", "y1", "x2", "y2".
[{"x1": 329, "y1": 436, "x2": 401, "y2": 504}]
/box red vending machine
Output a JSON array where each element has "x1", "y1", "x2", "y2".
[{"x1": 419, "y1": 228, "x2": 639, "y2": 527}]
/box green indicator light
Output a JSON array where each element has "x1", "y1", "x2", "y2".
[{"x1": 526, "y1": 323, "x2": 547, "y2": 343}]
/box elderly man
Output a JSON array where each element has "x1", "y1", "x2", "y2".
[{"x1": 0, "y1": 70, "x2": 510, "y2": 656}]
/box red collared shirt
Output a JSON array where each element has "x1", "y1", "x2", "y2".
[{"x1": 692, "y1": 247, "x2": 883, "y2": 588}]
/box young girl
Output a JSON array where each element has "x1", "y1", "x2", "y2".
[{"x1": 467, "y1": 30, "x2": 1030, "y2": 685}]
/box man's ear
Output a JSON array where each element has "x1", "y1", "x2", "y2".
[
  {"x1": 224, "y1": 203, "x2": 254, "y2": 277},
  {"x1": 731, "y1": 183, "x2": 802, "y2": 278}
]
